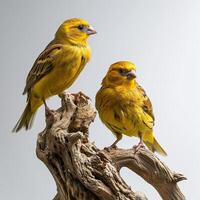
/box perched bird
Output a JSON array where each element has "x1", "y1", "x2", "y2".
[
  {"x1": 13, "y1": 18, "x2": 96, "y2": 132},
  {"x1": 96, "y1": 61, "x2": 167, "y2": 156}
]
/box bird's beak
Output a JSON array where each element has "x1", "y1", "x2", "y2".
[
  {"x1": 86, "y1": 26, "x2": 97, "y2": 35},
  {"x1": 127, "y1": 70, "x2": 136, "y2": 80}
]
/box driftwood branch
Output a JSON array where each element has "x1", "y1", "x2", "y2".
[{"x1": 36, "y1": 93, "x2": 186, "y2": 200}]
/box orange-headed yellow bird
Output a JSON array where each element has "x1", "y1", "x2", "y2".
[
  {"x1": 96, "y1": 61, "x2": 167, "y2": 156},
  {"x1": 13, "y1": 18, "x2": 96, "y2": 132}
]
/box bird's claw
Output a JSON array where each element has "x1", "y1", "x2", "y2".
[
  {"x1": 58, "y1": 92, "x2": 66, "y2": 99},
  {"x1": 43, "y1": 99, "x2": 54, "y2": 118},
  {"x1": 45, "y1": 107, "x2": 55, "y2": 118},
  {"x1": 104, "y1": 144, "x2": 118, "y2": 152},
  {"x1": 133, "y1": 142, "x2": 145, "y2": 154},
  {"x1": 71, "y1": 91, "x2": 90, "y2": 103},
  {"x1": 78, "y1": 91, "x2": 90, "y2": 100}
]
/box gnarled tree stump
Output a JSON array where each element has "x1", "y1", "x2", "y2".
[{"x1": 36, "y1": 93, "x2": 186, "y2": 200}]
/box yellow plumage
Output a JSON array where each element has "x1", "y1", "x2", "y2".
[
  {"x1": 13, "y1": 18, "x2": 96, "y2": 132},
  {"x1": 96, "y1": 61, "x2": 167, "y2": 156}
]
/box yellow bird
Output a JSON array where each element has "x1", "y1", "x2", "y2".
[
  {"x1": 96, "y1": 61, "x2": 167, "y2": 156},
  {"x1": 13, "y1": 18, "x2": 96, "y2": 132}
]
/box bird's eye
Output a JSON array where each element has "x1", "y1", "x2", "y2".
[
  {"x1": 77, "y1": 25, "x2": 84, "y2": 30},
  {"x1": 119, "y1": 68, "x2": 127, "y2": 74}
]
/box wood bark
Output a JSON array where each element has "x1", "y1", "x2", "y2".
[{"x1": 36, "y1": 93, "x2": 186, "y2": 200}]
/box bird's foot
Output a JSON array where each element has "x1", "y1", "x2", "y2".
[
  {"x1": 71, "y1": 91, "x2": 90, "y2": 103},
  {"x1": 104, "y1": 144, "x2": 118, "y2": 152},
  {"x1": 45, "y1": 106, "x2": 55, "y2": 118},
  {"x1": 43, "y1": 100, "x2": 55, "y2": 118},
  {"x1": 58, "y1": 92, "x2": 66, "y2": 99},
  {"x1": 133, "y1": 141, "x2": 145, "y2": 154},
  {"x1": 78, "y1": 91, "x2": 90, "y2": 100}
]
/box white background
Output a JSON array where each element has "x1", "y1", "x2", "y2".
[{"x1": 0, "y1": 0, "x2": 199, "y2": 199}]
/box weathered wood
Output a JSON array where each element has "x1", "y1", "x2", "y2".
[{"x1": 36, "y1": 93, "x2": 186, "y2": 200}]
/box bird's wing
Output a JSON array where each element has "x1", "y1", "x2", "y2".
[
  {"x1": 23, "y1": 43, "x2": 63, "y2": 95},
  {"x1": 136, "y1": 83, "x2": 155, "y2": 125}
]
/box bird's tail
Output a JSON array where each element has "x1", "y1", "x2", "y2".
[
  {"x1": 12, "y1": 101, "x2": 36, "y2": 132},
  {"x1": 144, "y1": 138, "x2": 167, "y2": 156}
]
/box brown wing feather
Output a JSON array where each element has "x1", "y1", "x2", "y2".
[
  {"x1": 23, "y1": 43, "x2": 62, "y2": 95},
  {"x1": 136, "y1": 83, "x2": 155, "y2": 123}
]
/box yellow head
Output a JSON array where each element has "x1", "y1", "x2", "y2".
[
  {"x1": 55, "y1": 18, "x2": 96, "y2": 45},
  {"x1": 102, "y1": 61, "x2": 137, "y2": 87}
]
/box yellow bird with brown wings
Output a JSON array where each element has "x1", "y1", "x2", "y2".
[
  {"x1": 96, "y1": 61, "x2": 167, "y2": 156},
  {"x1": 13, "y1": 18, "x2": 96, "y2": 132}
]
